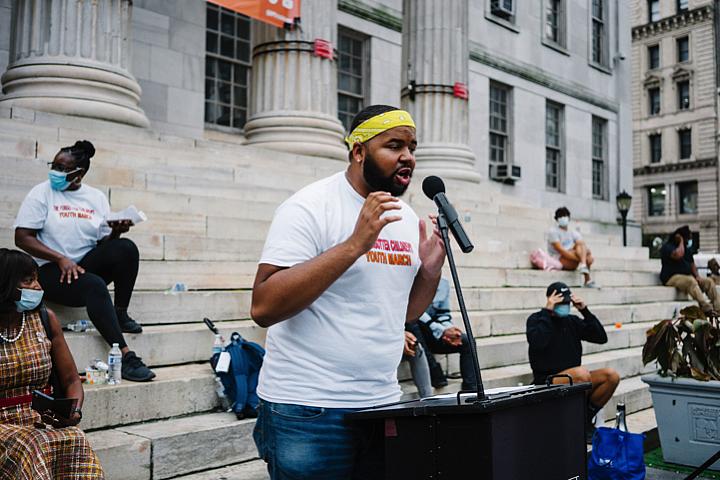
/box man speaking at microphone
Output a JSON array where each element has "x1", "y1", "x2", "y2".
[{"x1": 250, "y1": 105, "x2": 445, "y2": 479}]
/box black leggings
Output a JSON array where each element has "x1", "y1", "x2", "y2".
[{"x1": 38, "y1": 238, "x2": 140, "y2": 349}]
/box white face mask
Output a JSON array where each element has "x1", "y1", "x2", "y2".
[{"x1": 557, "y1": 216, "x2": 570, "y2": 228}]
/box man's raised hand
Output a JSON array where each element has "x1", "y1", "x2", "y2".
[{"x1": 347, "y1": 192, "x2": 402, "y2": 255}]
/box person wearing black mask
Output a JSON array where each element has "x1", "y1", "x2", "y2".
[
  {"x1": 660, "y1": 225, "x2": 719, "y2": 314},
  {"x1": 526, "y1": 282, "x2": 618, "y2": 442}
]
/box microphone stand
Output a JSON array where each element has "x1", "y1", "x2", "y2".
[{"x1": 436, "y1": 213, "x2": 485, "y2": 402}]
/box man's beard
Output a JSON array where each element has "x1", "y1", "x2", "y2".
[{"x1": 363, "y1": 151, "x2": 411, "y2": 196}]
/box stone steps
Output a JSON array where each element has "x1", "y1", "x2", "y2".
[
  {"x1": 82, "y1": 363, "x2": 216, "y2": 430},
  {"x1": 169, "y1": 407, "x2": 660, "y2": 480},
  {"x1": 86, "y1": 348, "x2": 655, "y2": 480},
  {"x1": 64, "y1": 314, "x2": 658, "y2": 376},
  {"x1": 48, "y1": 285, "x2": 681, "y2": 331},
  {"x1": 76, "y1": 326, "x2": 653, "y2": 433}
]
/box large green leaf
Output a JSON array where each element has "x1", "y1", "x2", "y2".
[{"x1": 643, "y1": 320, "x2": 673, "y2": 365}]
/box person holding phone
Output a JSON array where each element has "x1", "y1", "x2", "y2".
[
  {"x1": 526, "y1": 282, "x2": 619, "y2": 442},
  {"x1": 0, "y1": 248, "x2": 104, "y2": 478},
  {"x1": 14, "y1": 140, "x2": 154, "y2": 382}
]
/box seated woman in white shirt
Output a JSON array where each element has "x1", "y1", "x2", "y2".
[{"x1": 14, "y1": 140, "x2": 155, "y2": 382}]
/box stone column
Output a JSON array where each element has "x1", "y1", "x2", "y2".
[
  {"x1": 401, "y1": 0, "x2": 479, "y2": 181},
  {"x1": 244, "y1": 0, "x2": 346, "y2": 160},
  {"x1": 0, "y1": 0, "x2": 149, "y2": 128}
]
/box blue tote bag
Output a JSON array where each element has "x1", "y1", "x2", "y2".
[{"x1": 588, "y1": 427, "x2": 646, "y2": 480}]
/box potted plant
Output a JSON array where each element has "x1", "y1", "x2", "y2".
[{"x1": 642, "y1": 305, "x2": 720, "y2": 469}]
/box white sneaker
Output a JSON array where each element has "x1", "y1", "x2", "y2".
[
  {"x1": 584, "y1": 281, "x2": 599, "y2": 289},
  {"x1": 578, "y1": 263, "x2": 590, "y2": 275}
]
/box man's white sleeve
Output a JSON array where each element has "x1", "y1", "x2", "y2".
[{"x1": 259, "y1": 200, "x2": 322, "y2": 268}]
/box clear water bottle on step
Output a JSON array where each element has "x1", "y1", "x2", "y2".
[
  {"x1": 615, "y1": 402, "x2": 628, "y2": 432},
  {"x1": 108, "y1": 343, "x2": 122, "y2": 385},
  {"x1": 212, "y1": 334, "x2": 223, "y2": 355}
]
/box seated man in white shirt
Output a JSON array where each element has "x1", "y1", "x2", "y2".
[{"x1": 547, "y1": 207, "x2": 596, "y2": 288}]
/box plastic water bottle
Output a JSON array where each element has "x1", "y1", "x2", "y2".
[
  {"x1": 215, "y1": 377, "x2": 231, "y2": 411},
  {"x1": 108, "y1": 343, "x2": 122, "y2": 385},
  {"x1": 615, "y1": 402, "x2": 628, "y2": 432},
  {"x1": 212, "y1": 334, "x2": 223, "y2": 355}
]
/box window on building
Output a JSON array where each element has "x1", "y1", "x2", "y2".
[
  {"x1": 591, "y1": 0, "x2": 607, "y2": 66},
  {"x1": 678, "y1": 181, "x2": 698, "y2": 214},
  {"x1": 648, "y1": 45, "x2": 660, "y2": 70},
  {"x1": 648, "y1": 0, "x2": 660, "y2": 22},
  {"x1": 545, "y1": 0, "x2": 565, "y2": 47},
  {"x1": 337, "y1": 29, "x2": 367, "y2": 133},
  {"x1": 489, "y1": 82, "x2": 511, "y2": 164},
  {"x1": 647, "y1": 185, "x2": 666, "y2": 216},
  {"x1": 205, "y1": 3, "x2": 251, "y2": 130},
  {"x1": 677, "y1": 80, "x2": 690, "y2": 110},
  {"x1": 679, "y1": 128, "x2": 692, "y2": 159},
  {"x1": 592, "y1": 116, "x2": 607, "y2": 200},
  {"x1": 545, "y1": 102, "x2": 563, "y2": 191},
  {"x1": 677, "y1": 36, "x2": 689, "y2": 62},
  {"x1": 648, "y1": 87, "x2": 661, "y2": 115},
  {"x1": 649, "y1": 133, "x2": 662, "y2": 163},
  {"x1": 677, "y1": 0, "x2": 689, "y2": 13},
  {"x1": 491, "y1": 0, "x2": 515, "y2": 19}
]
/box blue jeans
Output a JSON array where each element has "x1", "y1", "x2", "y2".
[{"x1": 253, "y1": 400, "x2": 384, "y2": 479}]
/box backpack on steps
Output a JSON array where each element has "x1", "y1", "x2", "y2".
[{"x1": 211, "y1": 332, "x2": 265, "y2": 420}]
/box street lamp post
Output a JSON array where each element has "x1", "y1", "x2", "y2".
[{"x1": 616, "y1": 190, "x2": 633, "y2": 247}]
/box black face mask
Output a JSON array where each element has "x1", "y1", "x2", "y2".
[{"x1": 362, "y1": 149, "x2": 410, "y2": 197}]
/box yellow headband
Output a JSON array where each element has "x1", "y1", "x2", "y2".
[{"x1": 345, "y1": 110, "x2": 416, "y2": 149}]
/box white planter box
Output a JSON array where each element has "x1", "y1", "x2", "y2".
[{"x1": 642, "y1": 373, "x2": 720, "y2": 469}]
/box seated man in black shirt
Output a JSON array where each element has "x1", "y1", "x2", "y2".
[
  {"x1": 526, "y1": 282, "x2": 619, "y2": 441},
  {"x1": 661, "y1": 225, "x2": 719, "y2": 314}
]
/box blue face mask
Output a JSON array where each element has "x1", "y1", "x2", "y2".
[
  {"x1": 48, "y1": 169, "x2": 79, "y2": 191},
  {"x1": 554, "y1": 303, "x2": 571, "y2": 317},
  {"x1": 557, "y1": 217, "x2": 570, "y2": 228},
  {"x1": 687, "y1": 239, "x2": 693, "y2": 249},
  {"x1": 15, "y1": 288, "x2": 44, "y2": 312}
]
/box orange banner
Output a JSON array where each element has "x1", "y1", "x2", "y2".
[{"x1": 208, "y1": 0, "x2": 301, "y2": 29}]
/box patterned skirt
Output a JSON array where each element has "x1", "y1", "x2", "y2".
[{"x1": 0, "y1": 404, "x2": 104, "y2": 479}]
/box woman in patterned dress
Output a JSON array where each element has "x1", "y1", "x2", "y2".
[{"x1": 0, "y1": 248, "x2": 104, "y2": 479}]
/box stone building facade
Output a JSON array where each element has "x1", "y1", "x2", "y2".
[
  {"x1": 0, "y1": 0, "x2": 633, "y2": 228},
  {"x1": 631, "y1": 0, "x2": 720, "y2": 253}
]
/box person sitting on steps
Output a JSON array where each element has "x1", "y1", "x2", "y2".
[
  {"x1": 0, "y1": 249, "x2": 104, "y2": 478},
  {"x1": 526, "y1": 282, "x2": 619, "y2": 443},
  {"x1": 660, "y1": 225, "x2": 720, "y2": 315},
  {"x1": 14, "y1": 140, "x2": 155, "y2": 382},
  {"x1": 412, "y1": 278, "x2": 477, "y2": 392},
  {"x1": 547, "y1": 207, "x2": 597, "y2": 288},
  {"x1": 707, "y1": 258, "x2": 720, "y2": 287}
]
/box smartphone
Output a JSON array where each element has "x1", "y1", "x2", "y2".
[{"x1": 31, "y1": 390, "x2": 77, "y2": 419}]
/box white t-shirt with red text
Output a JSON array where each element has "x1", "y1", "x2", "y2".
[
  {"x1": 257, "y1": 171, "x2": 422, "y2": 408},
  {"x1": 14, "y1": 181, "x2": 112, "y2": 266}
]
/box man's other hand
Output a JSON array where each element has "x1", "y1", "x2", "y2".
[
  {"x1": 403, "y1": 331, "x2": 418, "y2": 357},
  {"x1": 441, "y1": 326, "x2": 463, "y2": 347},
  {"x1": 570, "y1": 293, "x2": 586, "y2": 310},
  {"x1": 418, "y1": 217, "x2": 445, "y2": 278}
]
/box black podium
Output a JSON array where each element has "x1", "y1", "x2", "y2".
[{"x1": 348, "y1": 383, "x2": 591, "y2": 480}]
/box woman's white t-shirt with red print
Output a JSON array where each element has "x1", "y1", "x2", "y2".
[{"x1": 14, "y1": 181, "x2": 112, "y2": 266}]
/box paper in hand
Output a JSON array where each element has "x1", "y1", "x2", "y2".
[{"x1": 107, "y1": 205, "x2": 147, "y2": 225}]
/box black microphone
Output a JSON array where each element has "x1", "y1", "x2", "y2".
[{"x1": 422, "y1": 176, "x2": 474, "y2": 253}]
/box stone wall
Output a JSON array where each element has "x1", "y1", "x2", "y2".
[{"x1": 131, "y1": 0, "x2": 206, "y2": 138}]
